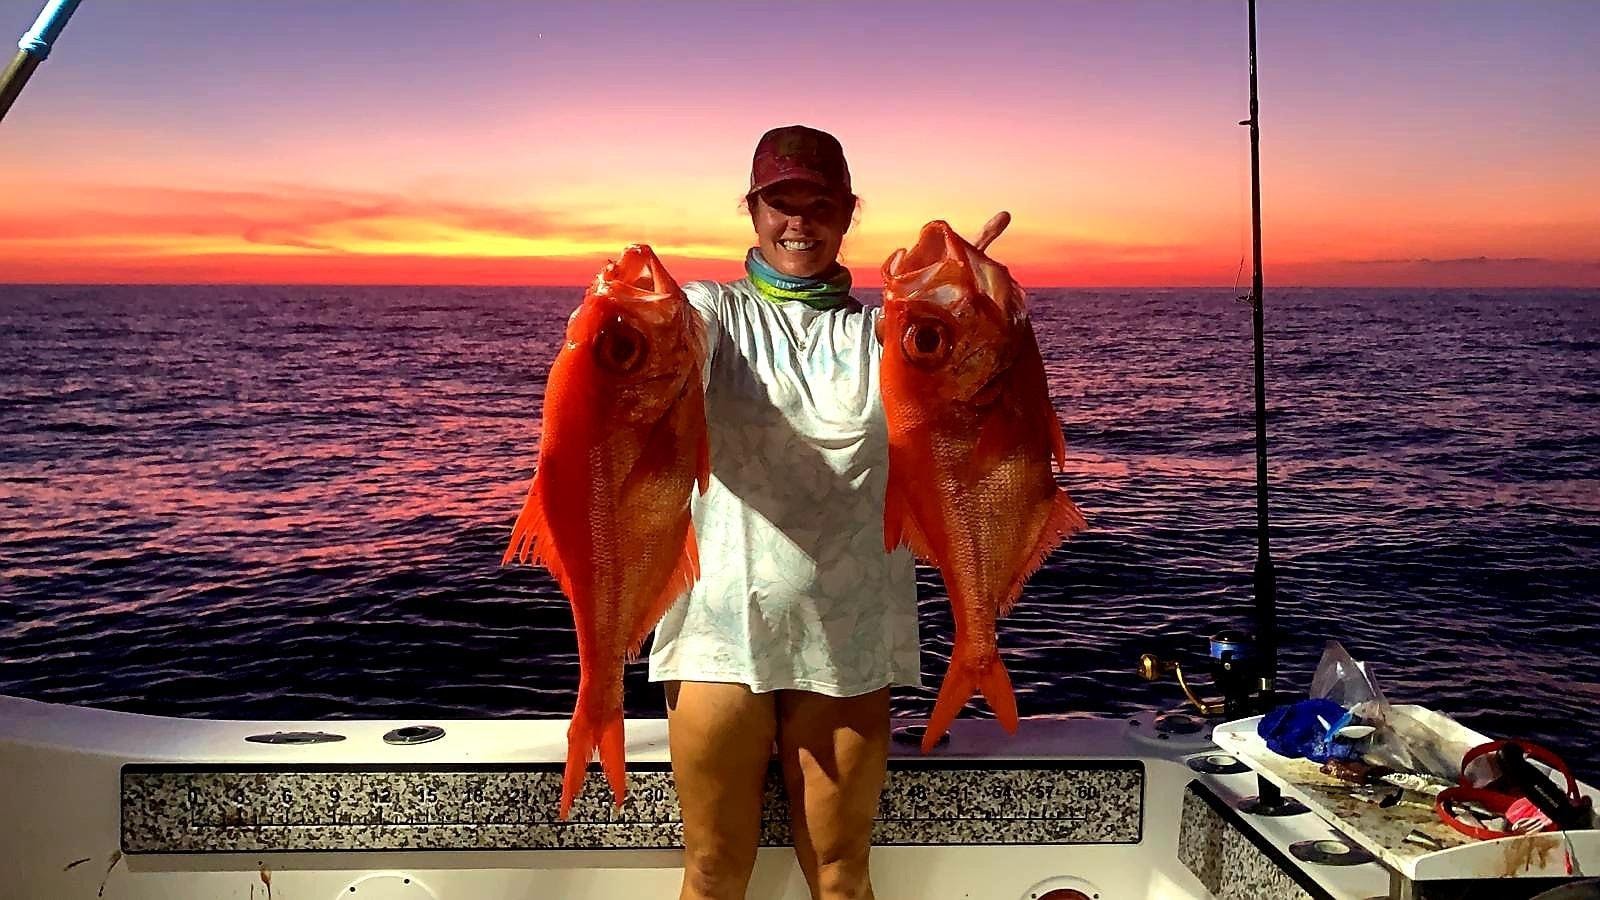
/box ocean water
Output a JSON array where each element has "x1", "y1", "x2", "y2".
[{"x1": 1, "y1": 285, "x2": 1596, "y2": 774}]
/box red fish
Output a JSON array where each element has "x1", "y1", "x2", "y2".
[
  {"x1": 877, "y1": 219, "x2": 1087, "y2": 753},
  {"x1": 503, "y1": 245, "x2": 709, "y2": 817}
]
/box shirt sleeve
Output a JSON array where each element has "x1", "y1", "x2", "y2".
[
  {"x1": 862, "y1": 304, "x2": 889, "y2": 381},
  {"x1": 682, "y1": 280, "x2": 723, "y2": 389}
]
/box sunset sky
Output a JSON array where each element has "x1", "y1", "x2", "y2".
[{"x1": 2, "y1": 1, "x2": 1596, "y2": 287}]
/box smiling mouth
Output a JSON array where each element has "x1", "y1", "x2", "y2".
[{"x1": 779, "y1": 239, "x2": 820, "y2": 252}]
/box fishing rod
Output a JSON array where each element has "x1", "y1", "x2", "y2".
[
  {"x1": 0, "y1": 0, "x2": 82, "y2": 124},
  {"x1": 1242, "y1": 0, "x2": 1279, "y2": 710}
]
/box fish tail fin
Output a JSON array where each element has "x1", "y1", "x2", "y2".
[
  {"x1": 599, "y1": 714, "x2": 628, "y2": 809},
  {"x1": 923, "y1": 652, "x2": 1020, "y2": 753},
  {"x1": 923, "y1": 658, "x2": 977, "y2": 753},
  {"x1": 1000, "y1": 488, "x2": 1087, "y2": 616},
  {"x1": 977, "y1": 654, "x2": 1020, "y2": 734},
  {"x1": 626, "y1": 524, "x2": 699, "y2": 662},
  {"x1": 559, "y1": 707, "x2": 597, "y2": 820}
]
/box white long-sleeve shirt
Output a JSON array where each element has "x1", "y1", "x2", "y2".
[{"x1": 647, "y1": 278, "x2": 922, "y2": 696}]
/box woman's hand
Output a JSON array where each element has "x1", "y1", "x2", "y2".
[{"x1": 975, "y1": 211, "x2": 1010, "y2": 252}]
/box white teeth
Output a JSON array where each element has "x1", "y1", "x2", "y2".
[{"x1": 780, "y1": 240, "x2": 818, "y2": 251}]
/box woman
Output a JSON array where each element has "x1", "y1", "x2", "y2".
[{"x1": 647, "y1": 125, "x2": 919, "y2": 900}]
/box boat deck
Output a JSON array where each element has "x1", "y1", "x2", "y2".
[{"x1": 3, "y1": 695, "x2": 1594, "y2": 899}]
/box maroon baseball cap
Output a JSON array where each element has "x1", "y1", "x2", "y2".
[{"x1": 748, "y1": 125, "x2": 852, "y2": 199}]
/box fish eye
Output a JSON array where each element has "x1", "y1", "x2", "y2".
[
  {"x1": 901, "y1": 319, "x2": 951, "y2": 367},
  {"x1": 594, "y1": 315, "x2": 647, "y2": 374}
]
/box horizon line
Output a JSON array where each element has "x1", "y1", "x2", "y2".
[{"x1": 5, "y1": 281, "x2": 1597, "y2": 292}]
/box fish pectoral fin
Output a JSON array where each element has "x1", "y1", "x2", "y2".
[
  {"x1": 1000, "y1": 488, "x2": 1087, "y2": 615},
  {"x1": 883, "y1": 472, "x2": 936, "y2": 560},
  {"x1": 625, "y1": 524, "x2": 698, "y2": 662},
  {"x1": 502, "y1": 477, "x2": 569, "y2": 585}
]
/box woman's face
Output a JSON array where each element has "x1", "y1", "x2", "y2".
[{"x1": 750, "y1": 182, "x2": 852, "y2": 278}]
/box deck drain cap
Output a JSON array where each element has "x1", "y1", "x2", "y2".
[
  {"x1": 891, "y1": 725, "x2": 948, "y2": 749},
  {"x1": 383, "y1": 725, "x2": 445, "y2": 745},
  {"x1": 1187, "y1": 753, "x2": 1250, "y2": 775},
  {"x1": 1236, "y1": 794, "x2": 1310, "y2": 817},
  {"x1": 244, "y1": 731, "x2": 345, "y2": 745},
  {"x1": 1154, "y1": 713, "x2": 1204, "y2": 735},
  {"x1": 1022, "y1": 875, "x2": 1100, "y2": 900},
  {"x1": 1290, "y1": 837, "x2": 1376, "y2": 866}
]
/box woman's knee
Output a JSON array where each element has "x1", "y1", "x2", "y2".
[
  {"x1": 681, "y1": 836, "x2": 760, "y2": 898},
  {"x1": 812, "y1": 851, "x2": 876, "y2": 896},
  {"x1": 811, "y1": 835, "x2": 873, "y2": 899}
]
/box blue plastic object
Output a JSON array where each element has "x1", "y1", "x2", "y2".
[{"x1": 1258, "y1": 698, "x2": 1363, "y2": 763}]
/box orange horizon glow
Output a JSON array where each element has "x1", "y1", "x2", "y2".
[{"x1": 5, "y1": 182, "x2": 1596, "y2": 290}]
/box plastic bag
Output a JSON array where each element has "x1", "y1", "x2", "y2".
[
  {"x1": 1308, "y1": 641, "x2": 1420, "y2": 773},
  {"x1": 1310, "y1": 640, "x2": 1387, "y2": 711}
]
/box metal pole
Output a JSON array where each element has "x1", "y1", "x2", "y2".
[
  {"x1": 0, "y1": 0, "x2": 83, "y2": 124},
  {"x1": 1244, "y1": 0, "x2": 1278, "y2": 709}
]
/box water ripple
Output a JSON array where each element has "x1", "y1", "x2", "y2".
[{"x1": 1, "y1": 285, "x2": 1596, "y2": 776}]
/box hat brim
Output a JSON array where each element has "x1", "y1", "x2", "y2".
[{"x1": 748, "y1": 170, "x2": 841, "y2": 199}]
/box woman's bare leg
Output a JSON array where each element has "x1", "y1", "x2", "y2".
[
  {"x1": 666, "y1": 680, "x2": 778, "y2": 900},
  {"x1": 775, "y1": 687, "x2": 891, "y2": 900}
]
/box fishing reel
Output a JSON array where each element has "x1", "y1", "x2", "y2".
[{"x1": 1138, "y1": 629, "x2": 1265, "y2": 718}]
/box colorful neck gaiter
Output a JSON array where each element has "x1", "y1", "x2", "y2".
[{"x1": 745, "y1": 248, "x2": 853, "y2": 310}]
